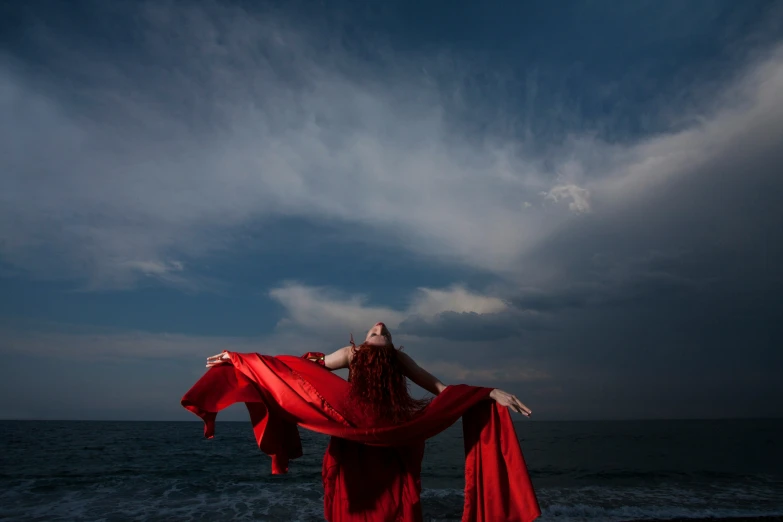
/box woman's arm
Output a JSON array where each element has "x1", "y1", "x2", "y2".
[
  {"x1": 397, "y1": 351, "x2": 448, "y2": 396},
  {"x1": 207, "y1": 347, "x2": 354, "y2": 370},
  {"x1": 397, "y1": 351, "x2": 532, "y2": 416},
  {"x1": 323, "y1": 345, "x2": 354, "y2": 370}
]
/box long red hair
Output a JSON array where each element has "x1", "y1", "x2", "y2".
[{"x1": 348, "y1": 342, "x2": 429, "y2": 425}]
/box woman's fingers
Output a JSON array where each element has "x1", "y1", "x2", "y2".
[
  {"x1": 506, "y1": 394, "x2": 532, "y2": 416},
  {"x1": 205, "y1": 352, "x2": 229, "y2": 367},
  {"x1": 506, "y1": 397, "x2": 522, "y2": 413},
  {"x1": 514, "y1": 398, "x2": 532, "y2": 416}
]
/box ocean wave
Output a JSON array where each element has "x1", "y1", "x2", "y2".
[
  {"x1": 538, "y1": 503, "x2": 783, "y2": 522},
  {"x1": 3, "y1": 481, "x2": 783, "y2": 522}
]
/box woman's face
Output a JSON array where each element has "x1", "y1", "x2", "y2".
[{"x1": 364, "y1": 322, "x2": 392, "y2": 346}]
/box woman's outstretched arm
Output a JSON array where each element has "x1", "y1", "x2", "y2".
[
  {"x1": 207, "y1": 347, "x2": 354, "y2": 370},
  {"x1": 397, "y1": 351, "x2": 447, "y2": 396},
  {"x1": 398, "y1": 351, "x2": 532, "y2": 416}
]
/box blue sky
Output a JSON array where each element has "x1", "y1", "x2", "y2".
[{"x1": 1, "y1": 0, "x2": 782, "y2": 421}]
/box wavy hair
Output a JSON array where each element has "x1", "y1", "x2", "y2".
[{"x1": 348, "y1": 343, "x2": 429, "y2": 425}]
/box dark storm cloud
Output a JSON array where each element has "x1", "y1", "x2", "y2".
[{"x1": 398, "y1": 309, "x2": 549, "y2": 342}]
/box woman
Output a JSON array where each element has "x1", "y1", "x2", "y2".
[{"x1": 192, "y1": 321, "x2": 539, "y2": 521}]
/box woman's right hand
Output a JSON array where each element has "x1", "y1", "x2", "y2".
[
  {"x1": 206, "y1": 351, "x2": 231, "y2": 368},
  {"x1": 489, "y1": 389, "x2": 532, "y2": 416}
]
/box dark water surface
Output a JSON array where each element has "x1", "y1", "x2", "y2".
[{"x1": 1, "y1": 419, "x2": 781, "y2": 521}]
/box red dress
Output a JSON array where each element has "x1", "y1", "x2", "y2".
[{"x1": 181, "y1": 352, "x2": 540, "y2": 522}]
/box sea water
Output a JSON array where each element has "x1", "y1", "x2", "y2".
[{"x1": 1, "y1": 418, "x2": 781, "y2": 521}]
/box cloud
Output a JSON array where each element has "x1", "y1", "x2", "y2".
[
  {"x1": 269, "y1": 283, "x2": 406, "y2": 336},
  {"x1": 408, "y1": 287, "x2": 508, "y2": 316},
  {"x1": 424, "y1": 360, "x2": 550, "y2": 384},
  {"x1": 0, "y1": 3, "x2": 557, "y2": 288},
  {"x1": 398, "y1": 310, "x2": 546, "y2": 342},
  {"x1": 543, "y1": 184, "x2": 591, "y2": 213},
  {"x1": 269, "y1": 282, "x2": 522, "y2": 342},
  {"x1": 595, "y1": 46, "x2": 783, "y2": 207},
  {"x1": 5, "y1": 4, "x2": 779, "y2": 290},
  {"x1": 121, "y1": 260, "x2": 184, "y2": 276}
]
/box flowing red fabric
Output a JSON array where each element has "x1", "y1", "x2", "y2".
[{"x1": 181, "y1": 352, "x2": 540, "y2": 522}]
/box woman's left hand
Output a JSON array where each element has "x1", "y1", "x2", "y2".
[
  {"x1": 489, "y1": 389, "x2": 532, "y2": 416},
  {"x1": 206, "y1": 351, "x2": 231, "y2": 368}
]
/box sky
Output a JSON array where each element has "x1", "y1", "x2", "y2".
[{"x1": 1, "y1": 0, "x2": 782, "y2": 421}]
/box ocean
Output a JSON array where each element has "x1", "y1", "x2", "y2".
[{"x1": 1, "y1": 418, "x2": 781, "y2": 521}]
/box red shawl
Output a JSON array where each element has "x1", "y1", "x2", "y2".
[{"x1": 181, "y1": 352, "x2": 540, "y2": 522}]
